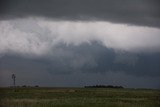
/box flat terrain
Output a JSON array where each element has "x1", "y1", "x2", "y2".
[{"x1": 0, "y1": 87, "x2": 160, "y2": 107}]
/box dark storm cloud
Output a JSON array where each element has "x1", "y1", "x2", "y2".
[
  {"x1": 0, "y1": 0, "x2": 160, "y2": 27},
  {"x1": 1, "y1": 42, "x2": 160, "y2": 77}
]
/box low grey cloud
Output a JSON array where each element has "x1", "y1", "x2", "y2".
[
  {"x1": 0, "y1": 0, "x2": 160, "y2": 27},
  {"x1": 0, "y1": 42, "x2": 160, "y2": 88},
  {"x1": 114, "y1": 52, "x2": 138, "y2": 66},
  {"x1": 0, "y1": 42, "x2": 160, "y2": 77}
]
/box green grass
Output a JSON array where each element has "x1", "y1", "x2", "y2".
[{"x1": 0, "y1": 87, "x2": 160, "y2": 107}]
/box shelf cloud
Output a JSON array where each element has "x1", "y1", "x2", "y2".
[
  {"x1": 0, "y1": 0, "x2": 160, "y2": 88},
  {"x1": 0, "y1": 17, "x2": 160, "y2": 57}
]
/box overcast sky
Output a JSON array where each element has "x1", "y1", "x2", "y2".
[{"x1": 0, "y1": 0, "x2": 160, "y2": 89}]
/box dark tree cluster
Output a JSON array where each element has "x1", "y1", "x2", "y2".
[
  {"x1": 21, "y1": 85, "x2": 39, "y2": 88},
  {"x1": 84, "y1": 85, "x2": 124, "y2": 89}
]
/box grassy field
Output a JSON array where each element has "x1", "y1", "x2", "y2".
[{"x1": 0, "y1": 87, "x2": 160, "y2": 107}]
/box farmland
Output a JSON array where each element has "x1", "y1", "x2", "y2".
[{"x1": 0, "y1": 87, "x2": 160, "y2": 107}]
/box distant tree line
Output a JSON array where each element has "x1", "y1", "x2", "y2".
[
  {"x1": 10, "y1": 85, "x2": 39, "y2": 88},
  {"x1": 84, "y1": 85, "x2": 124, "y2": 89},
  {"x1": 21, "y1": 85, "x2": 39, "y2": 88}
]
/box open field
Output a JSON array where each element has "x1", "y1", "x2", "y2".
[{"x1": 0, "y1": 87, "x2": 160, "y2": 107}]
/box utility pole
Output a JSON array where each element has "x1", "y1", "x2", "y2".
[{"x1": 12, "y1": 74, "x2": 16, "y2": 87}]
